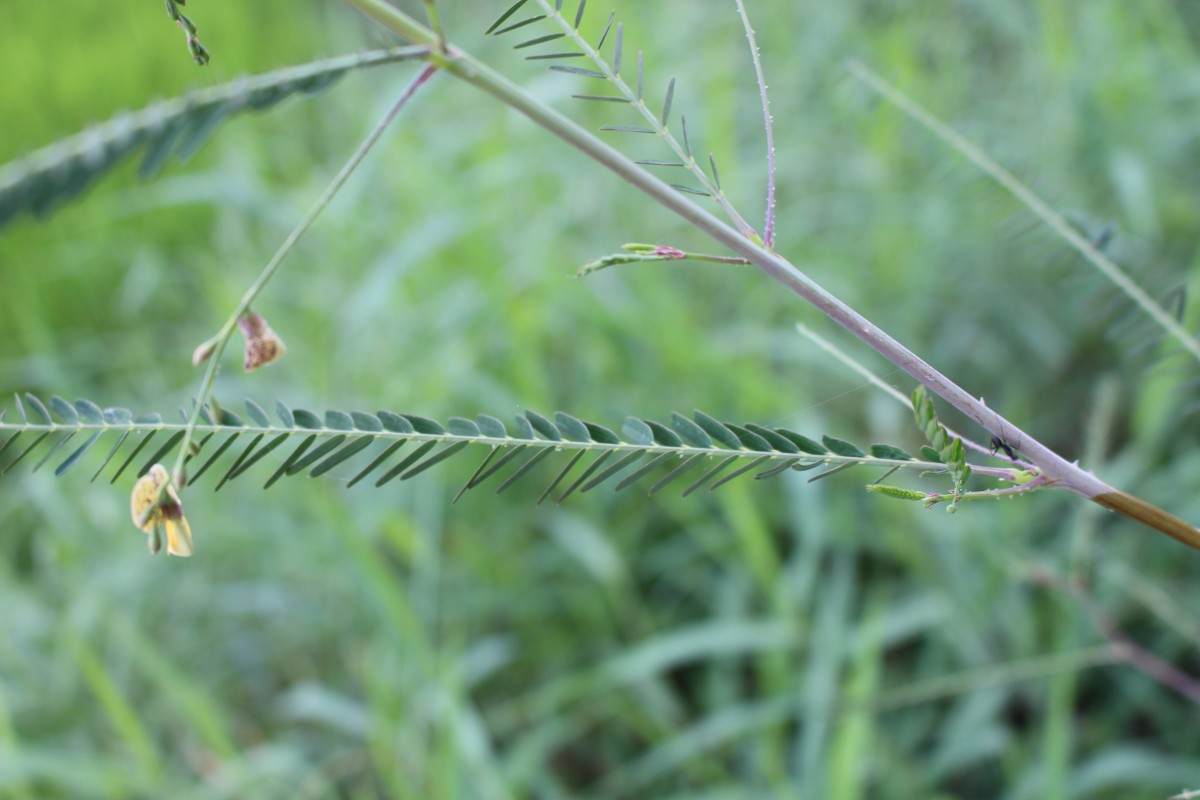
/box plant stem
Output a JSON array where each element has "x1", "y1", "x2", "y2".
[
  {"x1": 734, "y1": 0, "x2": 776, "y2": 249},
  {"x1": 532, "y1": 0, "x2": 760, "y2": 242},
  {"x1": 423, "y1": 0, "x2": 447, "y2": 53},
  {"x1": 795, "y1": 322, "x2": 1006, "y2": 460},
  {"x1": 1028, "y1": 561, "x2": 1200, "y2": 705},
  {"x1": 168, "y1": 61, "x2": 438, "y2": 489},
  {"x1": 339, "y1": 0, "x2": 1200, "y2": 550}
]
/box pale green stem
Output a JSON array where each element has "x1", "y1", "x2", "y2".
[
  {"x1": 529, "y1": 0, "x2": 760, "y2": 242},
  {"x1": 167, "y1": 61, "x2": 437, "y2": 491},
  {"x1": 423, "y1": 0, "x2": 447, "y2": 52},
  {"x1": 795, "y1": 322, "x2": 1005, "y2": 461}
]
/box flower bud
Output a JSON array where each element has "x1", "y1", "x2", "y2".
[{"x1": 191, "y1": 338, "x2": 216, "y2": 367}]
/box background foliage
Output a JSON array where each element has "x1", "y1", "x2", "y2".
[{"x1": 2, "y1": 1, "x2": 1199, "y2": 797}]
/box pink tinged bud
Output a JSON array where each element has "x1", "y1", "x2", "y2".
[
  {"x1": 238, "y1": 311, "x2": 287, "y2": 372},
  {"x1": 192, "y1": 339, "x2": 216, "y2": 367}
]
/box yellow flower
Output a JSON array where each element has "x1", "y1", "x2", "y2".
[{"x1": 130, "y1": 464, "x2": 194, "y2": 557}]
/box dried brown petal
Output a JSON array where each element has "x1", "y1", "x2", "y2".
[{"x1": 238, "y1": 311, "x2": 287, "y2": 372}]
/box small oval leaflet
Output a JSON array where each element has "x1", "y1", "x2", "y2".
[
  {"x1": 50, "y1": 396, "x2": 78, "y2": 425},
  {"x1": 822, "y1": 435, "x2": 865, "y2": 458},
  {"x1": 448, "y1": 417, "x2": 481, "y2": 437},
  {"x1": 622, "y1": 417, "x2": 654, "y2": 446},
  {"x1": 772, "y1": 429, "x2": 830, "y2": 453},
  {"x1": 744, "y1": 424, "x2": 800, "y2": 454},
  {"x1": 292, "y1": 409, "x2": 323, "y2": 430},
  {"x1": 378, "y1": 411, "x2": 415, "y2": 434},
  {"x1": 506, "y1": 414, "x2": 532, "y2": 441},
  {"x1": 275, "y1": 401, "x2": 295, "y2": 428},
  {"x1": 476, "y1": 414, "x2": 507, "y2": 439},
  {"x1": 244, "y1": 399, "x2": 271, "y2": 428},
  {"x1": 24, "y1": 394, "x2": 52, "y2": 425},
  {"x1": 324, "y1": 410, "x2": 355, "y2": 431},
  {"x1": 584, "y1": 421, "x2": 620, "y2": 444},
  {"x1": 350, "y1": 411, "x2": 383, "y2": 432},
  {"x1": 554, "y1": 412, "x2": 591, "y2": 443},
  {"x1": 870, "y1": 444, "x2": 913, "y2": 461},
  {"x1": 216, "y1": 408, "x2": 245, "y2": 427},
  {"x1": 669, "y1": 412, "x2": 712, "y2": 448},
  {"x1": 74, "y1": 398, "x2": 105, "y2": 424},
  {"x1": 723, "y1": 422, "x2": 772, "y2": 453},
  {"x1": 524, "y1": 410, "x2": 561, "y2": 441},
  {"x1": 692, "y1": 411, "x2": 742, "y2": 451},
  {"x1": 401, "y1": 414, "x2": 444, "y2": 435},
  {"x1": 644, "y1": 419, "x2": 684, "y2": 448}
]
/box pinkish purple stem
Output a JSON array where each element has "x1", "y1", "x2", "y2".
[{"x1": 734, "y1": 0, "x2": 776, "y2": 248}]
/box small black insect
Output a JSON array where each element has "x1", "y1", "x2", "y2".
[{"x1": 990, "y1": 436, "x2": 1019, "y2": 461}]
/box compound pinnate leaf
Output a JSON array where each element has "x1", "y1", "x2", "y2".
[
  {"x1": 0, "y1": 48, "x2": 428, "y2": 230},
  {"x1": 1, "y1": 396, "x2": 951, "y2": 505}
]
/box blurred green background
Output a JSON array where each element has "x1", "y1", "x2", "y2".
[{"x1": 2, "y1": 1, "x2": 1200, "y2": 797}]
